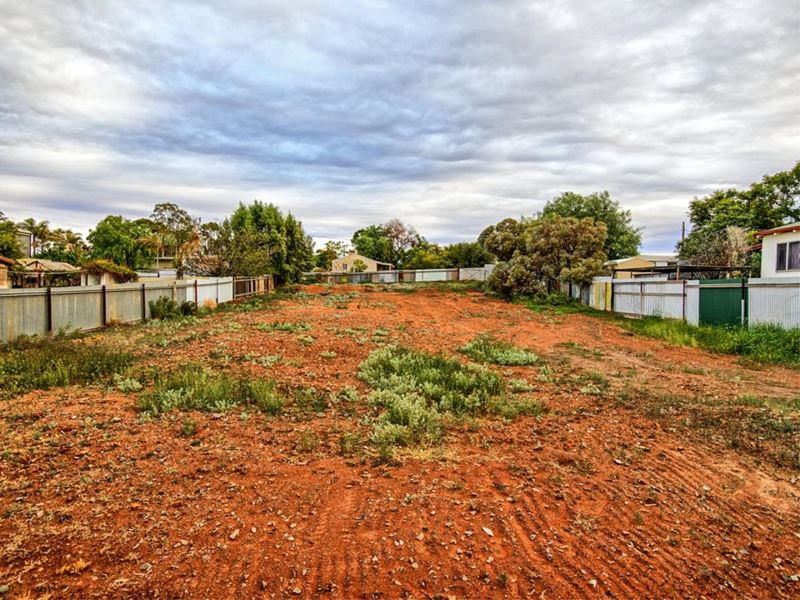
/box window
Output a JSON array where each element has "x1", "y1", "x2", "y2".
[
  {"x1": 778, "y1": 241, "x2": 800, "y2": 271},
  {"x1": 789, "y1": 241, "x2": 800, "y2": 270},
  {"x1": 777, "y1": 243, "x2": 787, "y2": 271}
]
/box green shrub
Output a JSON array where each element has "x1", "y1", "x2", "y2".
[
  {"x1": 113, "y1": 373, "x2": 143, "y2": 392},
  {"x1": 490, "y1": 397, "x2": 547, "y2": 420},
  {"x1": 179, "y1": 300, "x2": 198, "y2": 316},
  {"x1": 0, "y1": 338, "x2": 133, "y2": 399},
  {"x1": 148, "y1": 296, "x2": 180, "y2": 320},
  {"x1": 134, "y1": 363, "x2": 282, "y2": 416},
  {"x1": 508, "y1": 378, "x2": 533, "y2": 393},
  {"x1": 458, "y1": 334, "x2": 539, "y2": 366},
  {"x1": 359, "y1": 346, "x2": 502, "y2": 415},
  {"x1": 259, "y1": 321, "x2": 311, "y2": 333}
]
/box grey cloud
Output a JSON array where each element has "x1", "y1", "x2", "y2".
[{"x1": 0, "y1": 0, "x2": 798, "y2": 252}]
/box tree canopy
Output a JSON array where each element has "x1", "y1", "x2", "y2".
[
  {"x1": 541, "y1": 191, "x2": 640, "y2": 260},
  {"x1": 0, "y1": 213, "x2": 22, "y2": 259},
  {"x1": 351, "y1": 219, "x2": 421, "y2": 267},
  {"x1": 87, "y1": 215, "x2": 157, "y2": 270}
]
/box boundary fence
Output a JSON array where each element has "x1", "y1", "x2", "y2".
[
  {"x1": 0, "y1": 275, "x2": 272, "y2": 343},
  {"x1": 582, "y1": 275, "x2": 800, "y2": 329},
  {"x1": 303, "y1": 265, "x2": 494, "y2": 285}
]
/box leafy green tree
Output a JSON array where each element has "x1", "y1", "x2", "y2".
[
  {"x1": 351, "y1": 219, "x2": 422, "y2": 267},
  {"x1": 0, "y1": 216, "x2": 22, "y2": 258},
  {"x1": 478, "y1": 218, "x2": 525, "y2": 261},
  {"x1": 88, "y1": 215, "x2": 157, "y2": 270},
  {"x1": 487, "y1": 216, "x2": 607, "y2": 297},
  {"x1": 350, "y1": 259, "x2": 368, "y2": 273},
  {"x1": 678, "y1": 161, "x2": 800, "y2": 264},
  {"x1": 217, "y1": 201, "x2": 313, "y2": 282},
  {"x1": 314, "y1": 241, "x2": 348, "y2": 270},
  {"x1": 541, "y1": 191, "x2": 640, "y2": 260},
  {"x1": 404, "y1": 242, "x2": 449, "y2": 269},
  {"x1": 444, "y1": 242, "x2": 494, "y2": 268},
  {"x1": 39, "y1": 229, "x2": 89, "y2": 265}
]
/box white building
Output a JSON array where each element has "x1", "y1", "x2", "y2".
[{"x1": 755, "y1": 222, "x2": 800, "y2": 278}]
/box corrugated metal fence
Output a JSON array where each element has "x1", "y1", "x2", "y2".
[
  {"x1": 583, "y1": 275, "x2": 800, "y2": 329},
  {"x1": 0, "y1": 275, "x2": 272, "y2": 343},
  {"x1": 304, "y1": 266, "x2": 495, "y2": 285}
]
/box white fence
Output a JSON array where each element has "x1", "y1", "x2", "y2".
[
  {"x1": 748, "y1": 277, "x2": 800, "y2": 329},
  {"x1": 610, "y1": 278, "x2": 689, "y2": 320},
  {"x1": 304, "y1": 265, "x2": 495, "y2": 284},
  {"x1": 0, "y1": 276, "x2": 272, "y2": 344}
]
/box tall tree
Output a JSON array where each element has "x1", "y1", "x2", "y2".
[
  {"x1": 88, "y1": 215, "x2": 157, "y2": 270},
  {"x1": 314, "y1": 241, "x2": 348, "y2": 270},
  {"x1": 478, "y1": 218, "x2": 526, "y2": 261},
  {"x1": 0, "y1": 215, "x2": 22, "y2": 258},
  {"x1": 541, "y1": 191, "x2": 640, "y2": 260},
  {"x1": 17, "y1": 217, "x2": 51, "y2": 256},
  {"x1": 39, "y1": 229, "x2": 89, "y2": 265},
  {"x1": 351, "y1": 225, "x2": 395, "y2": 265},
  {"x1": 444, "y1": 242, "x2": 494, "y2": 268}
]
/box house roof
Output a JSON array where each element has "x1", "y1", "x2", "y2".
[
  {"x1": 15, "y1": 258, "x2": 81, "y2": 273},
  {"x1": 337, "y1": 252, "x2": 394, "y2": 267},
  {"x1": 605, "y1": 254, "x2": 677, "y2": 266},
  {"x1": 0, "y1": 256, "x2": 15, "y2": 267},
  {"x1": 754, "y1": 222, "x2": 800, "y2": 239}
]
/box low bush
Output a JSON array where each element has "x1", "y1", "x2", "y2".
[
  {"x1": 258, "y1": 321, "x2": 311, "y2": 333},
  {"x1": 359, "y1": 346, "x2": 502, "y2": 415},
  {"x1": 0, "y1": 338, "x2": 133, "y2": 399},
  {"x1": 458, "y1": 334, "x2": 539, "y2": 366},
  {"x1": 134, "y1": 363, "x2": 283, "y2": 416},
  {"x1": 148, "y1": 296, "x2": 180, "y2": 320}
]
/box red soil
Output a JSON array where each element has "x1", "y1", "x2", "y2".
[{"x1": 1, "y1": 286, "x2": 798, "y2": 599}]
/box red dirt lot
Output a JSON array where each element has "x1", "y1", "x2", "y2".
[{"x1": 1, "y1": 285, "x2": 798, "y2": 599}]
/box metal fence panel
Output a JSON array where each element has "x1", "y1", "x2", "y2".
[
  {"x1": 685, "y1": 281, "x2": 700, "y2": 326},
  {"x1": 0, "y1": 288, "x2": 48, "y2": 340},
  {"x1": 107, "y1": 284, "x2": 146, "y2": 324},
  {"x1": 748, "y1": 277, "x2": 800, "y2": 328},
  {"x1": 51, "y1": 286, "x2": 104, "y2": 332}
]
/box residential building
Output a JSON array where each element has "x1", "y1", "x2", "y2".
[
  {"x1": 331, "y1": 252, "x2": 394, "y2": 273},
  {"x1": 605, "y1": 254, "x2": 678, "y2": 279},
  {"x1": 755, "y1": 222, "x2": 800, "y2": 278}
]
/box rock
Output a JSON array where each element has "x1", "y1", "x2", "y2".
[
  {"x1": 292, "y1": 586, "x2": 302, "y2": 594},
  {"x1": 589, "y1": 579, "x2": 598, "y2": 588},
  {"x1": 482, "y1": 527, "x2": 494, "y2": 537},
  {"x1": 229, "y1": 529, "x2": 240, "y2": 541},
  {"x1": 0, "y1": 585, "x2": 9, "y2": 595},
  {"x1": 416, "y1": 532, "x2": 425, "y2": 541}
]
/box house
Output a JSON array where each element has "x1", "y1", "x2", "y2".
[
  {"x1": 0, "y1": 256, "x2": 14, "y2": 289},
  {"x1": 755, "y1": 222, "x2": 800, "y2": 278},
  {"x1": 605, "y1": 254, "x2": 678, "y2": 279},
  {"x1": 13, "y1": 258, "x2": 81, "y2": 287},
  {"x1": 331, "y1": 252, "x2": 394, "y2": 273}
]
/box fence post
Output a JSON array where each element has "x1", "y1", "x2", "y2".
[
  {"x1": 141, "y1": 283, "x2": 146, "y2": 320},
  {"x1": 194, "y1": 279, "x2": 199, "y2": 305},
  {"x1": 45, "y1": 286, "x2": 53, "y2": 334},
  {"x1": 101, "y1": 285, "x2": 107, "y2": 327},
  {"x1": 741, "y1": 278, "x2": 747, "y2": 325}
]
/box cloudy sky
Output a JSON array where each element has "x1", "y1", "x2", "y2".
[{"x1": 0, "y1": 0, "x2": 798, "y2": 251}]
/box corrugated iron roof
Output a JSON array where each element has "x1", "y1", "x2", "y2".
[
  {"x1": 15, "y1": 258, "x2": 81, "y2": 272},
  {"x1": 754, "y1": 221, "x2": 800, "y2": 239}
]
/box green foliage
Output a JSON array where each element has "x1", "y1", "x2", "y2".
[
  {"x1": 478, "y1": 218, "x2": 525, "y2": 261},
  {"x1": 458, "y1": 335, "x2": 539, "y2": 365},
  {"x1": 259, "y1": 321, "x2": 311, "y2": 333},
  {"x1": 676, "y1": 225, "x2": 750, "y2": 266},
  {"x1": 0, "y1": 219, "x2": 22, "y2": 259},
  {"x1": 148, "y1": 296, "x2": 180, "y2": 320},
  {"x1": 135, "y1": 363, "x2": 282, "y2": 415},
  {"x1": 487, "y1": 216, "x2": 607, "y2": 297},
  {"x1": 216, "y1": 201, "x2": 314, "y2": 282},
  {"x1": 0, "y1": 338, "x2": 133, "y2": 399},
  {"x1": 88, "y1": 215, "x2": 158, "y2": 270},
  {"x1": 358, "y1": 346, "x2": 503, "y2": 415},
  {"x1": 82, "y1": 259, "x2": 138, "y2": 282},
  {"x1": 350, "y1": 258, "x2": 368, "y2": 272},
  {"x1": 351, "y1": 219, "x2": 421, "y2": 267},
  {"x1": 444, "y1": 242, "x2": 494, "y2": 268},
  {"x1": 618, "y1": 319, "x2": 800, "y2": 367},
  {"x1": 490, "y1": 397, "x2": 546, "y2": 420},
  {"x1": 404, "y1": 241, "x2": 449, "y2": 270},
  {"x1": 315, "y1": 241, "x2": 348, "y2": 270},
  {"x1": 542, "y1": 191, "x2": 641, "y2": 260}
]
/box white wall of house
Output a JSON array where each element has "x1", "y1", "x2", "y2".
[{"x1": 761, "y1": 230, "x2": 800, "y2": 277}]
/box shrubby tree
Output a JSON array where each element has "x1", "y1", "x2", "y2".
[
  {"x1": 314, "y1": 241, "x2": 348, "y2": 270},
  {"x1": 542, "y1": 191, "x2": 640, "y2": 260},
  {"x1": 678, "y1": 161, "x2": 800, "y2": 265},
  {"x1": 39, "y1": 229, "x2": 89, "y2": 265},
  {"x1": 88, "y1": 215, "x2": 157, "y2": 270},
  {"x1": 444, "y1": 242, "x2": 494, "y2": 268},
  {"x1": 478, "y1": 218, "x2": 525, "y2": 261},
  {"x1": 404, "y1": 242, "x2": 449, "y2": 270},
  {"x1": 0, "y1": 212, "x2": 22, "y2": 258},
  {"x1": 216, "y1": 201, "x2": 313, "y2": 282},
  {"x1": 16, "y1": 217, "x2": 51, "y2": 256},
  {"x1": 351, "y1": 219, "x2": 422, "y2": 267},
  {"x1": 486, "y1": 216, "x2": 607, "y2": 298}
]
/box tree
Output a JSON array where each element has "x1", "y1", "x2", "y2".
[
  {"x1": 404, "y1": 242, "x2": 449, "y2": 269},
  {"x1": 444, "y1": 242, "x2": 494, "y2": 268},
  {"x1": 314, "y1": 241, "x2": 348, "y2": 270},
  {"x1": 487, "y1": 216, "x2": 607, "y2": 297},
  {"x1": 350, "y1": 259, "x2": 368, "y2": 273},
  {"x1": 149, "y1": 203, "x2": 203, "y2": 278},
  {"x1": 217, "y1": 201, "x2": 314, "y2": 282},
  {"x1": 88, "y1": 215, "x2": 157, "y2": 270},
  {"x1": 351, "y1": 219, "x2": 422, "y2": 267},
  {"x1": 17, "y1": 217, "x2": 50, "y2": 256},
  {"x1": 39, "y1": 229, "x2": 89, "y2": 265},
  {"x1": 0, "y1": 217, "x2": 22, "y2": 258},
  {"x1": 677, "y1": 161, "x2": 800, "y2": 265},
  {"x1": 478, "y1": 218, "x2": 526, "y2": 261},
  {"x1": 351, "y1": 225, "x2": 394, "y2": 265},
  {"x1": 541, "y1": 191, "x2": 640, "y2": 260}
]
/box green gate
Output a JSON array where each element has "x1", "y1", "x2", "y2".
[{"x1": 698, "y1": 278, "x2": 748, "y2": 326}]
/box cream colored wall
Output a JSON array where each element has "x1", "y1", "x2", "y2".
[
  {"x1": 0, "y1": 265, "x2": 9, "y2": 289},
  {"x1": 611, "y1": 257, "x2": 656, "y2": 279},
  {"x1": 331, "y1": 253, "x2": 379, "y2": 272}
]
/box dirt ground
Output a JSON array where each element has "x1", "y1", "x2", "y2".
[{"x1": 1, "y1": 285, "x2": 798, "y2": 599}]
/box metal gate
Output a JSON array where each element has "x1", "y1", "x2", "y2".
[{"x1": 698, "y1": 278, "x2": 748, "y2": 325}]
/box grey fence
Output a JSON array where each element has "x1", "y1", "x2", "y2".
[
  {"x1": 304, "y1": 266, "x2": 494, "y2": 285},
  {"x1": 0, "y1": 275, "x2": 272, "y2": 343}
]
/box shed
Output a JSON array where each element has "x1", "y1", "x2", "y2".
[
  {"x1": 13, "y1": 258, "x2": 81, "y2": 287},
  {"x1": 81, "y1": 260, "x2": 138, "y2": 286},
  {"x1": 605, "y1": 254, "x2": 677, "y2": 279}
]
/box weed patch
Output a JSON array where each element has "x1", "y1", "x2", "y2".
[{"x1": 458, "y1": 334, "x2": 539, "y2": 366}]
